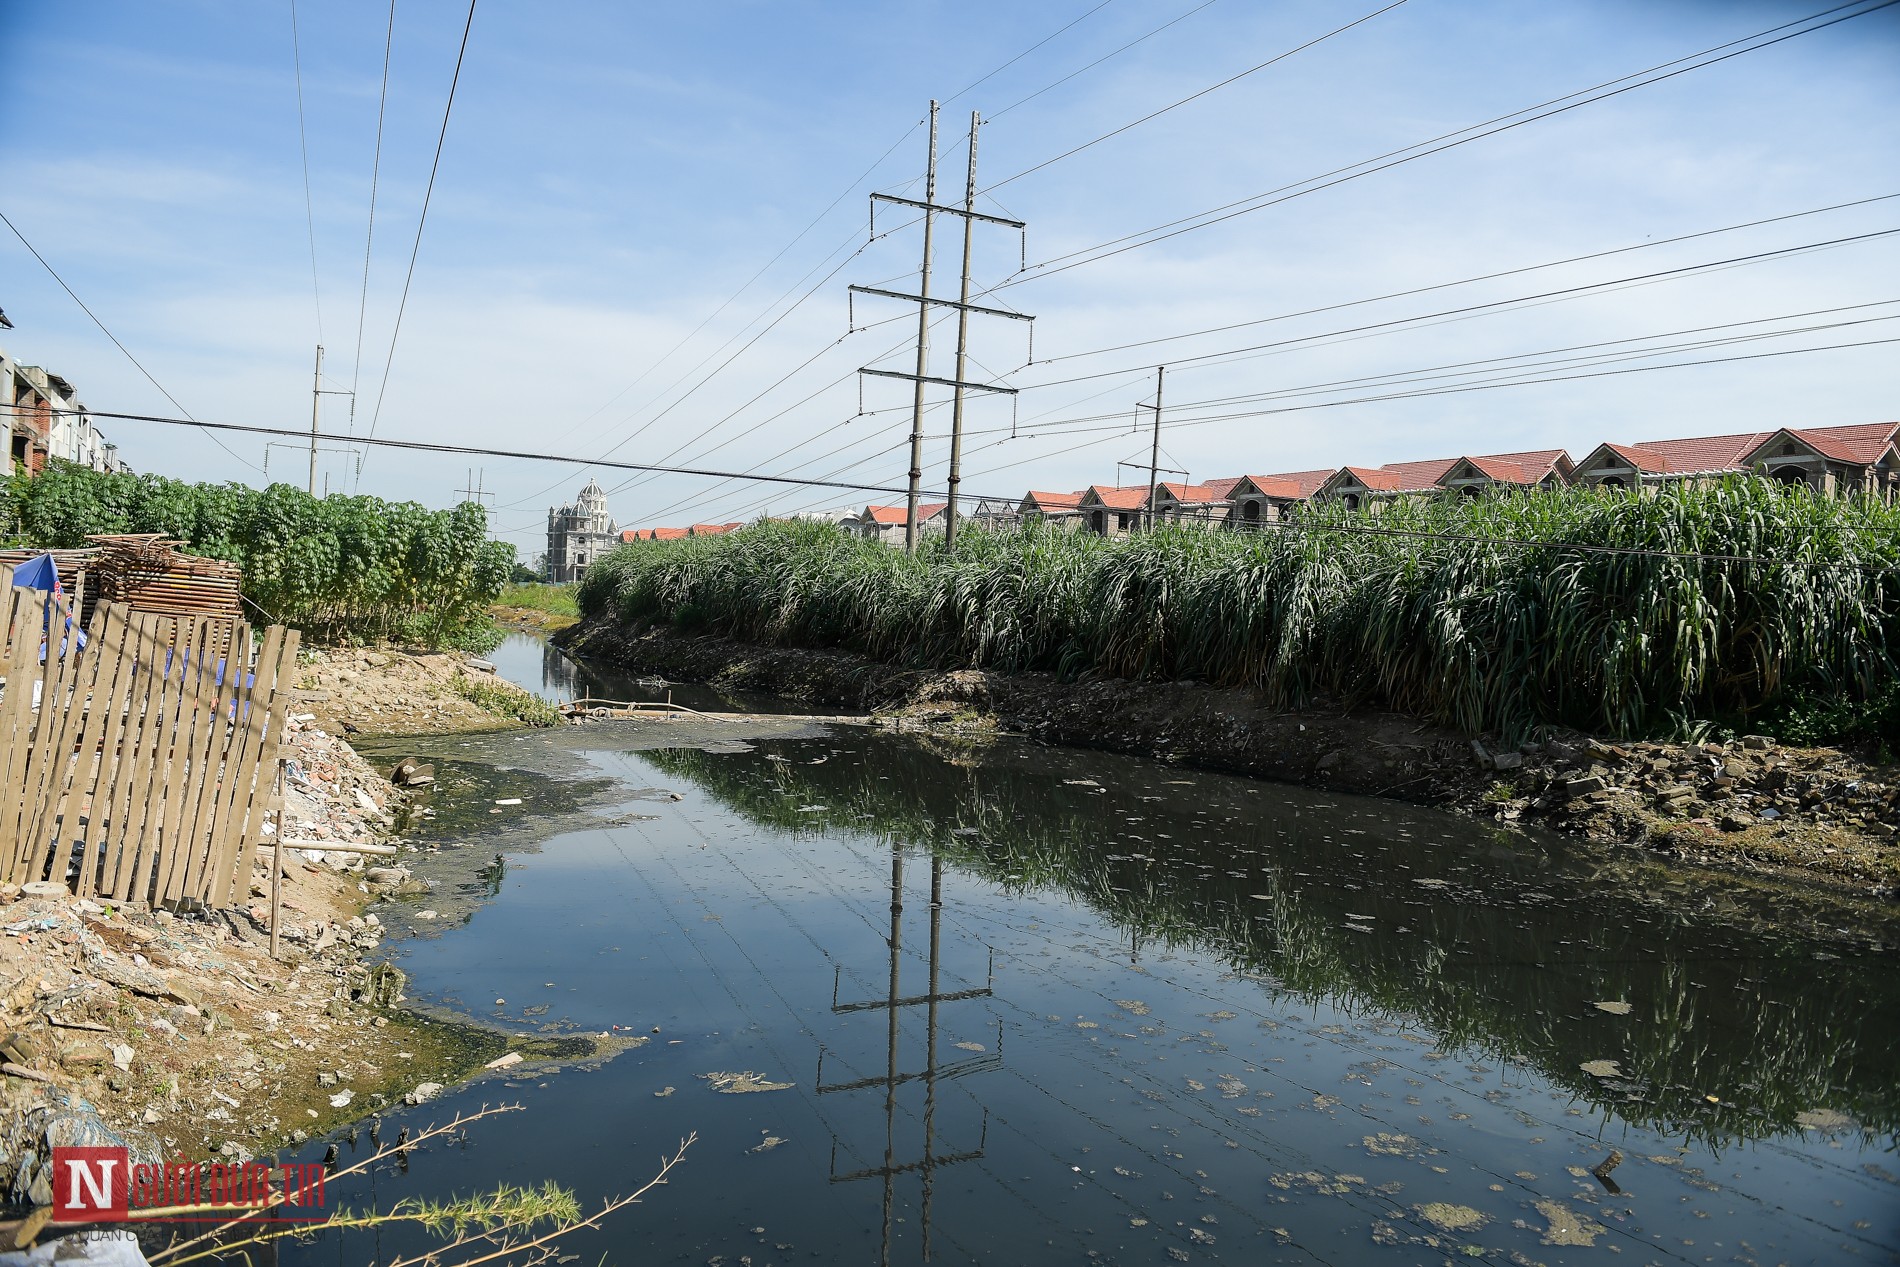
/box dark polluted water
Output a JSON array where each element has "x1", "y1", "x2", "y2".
[{"x1": 271, "y1": 656, "x2": 1900, "y2": 1266}]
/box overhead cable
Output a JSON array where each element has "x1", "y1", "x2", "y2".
[{"x1": 0, "y1": 209, "x2": 264, "y2": 472}]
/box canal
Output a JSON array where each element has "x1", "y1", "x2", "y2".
[{"x1": 275, "y1": 634, "x2": 1900, "y2": 1265}]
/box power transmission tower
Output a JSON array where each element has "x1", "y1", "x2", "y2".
[
  {"x1": 854, "y1": 103, "x2": 1033, "y2": 553},
  {"x1": 454, "y1": 468, "x2": 496, "y2": 505}
]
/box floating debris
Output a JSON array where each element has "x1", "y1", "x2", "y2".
[
  {"x1": 749, "y1": 1135, "x2": 787, "y2": 1153},
  {"x1": 953, "y1": 1041, "x2": 986, "y2": 1052},
  {"x1": 1414, "y1": 1202, "x2": 1486, "y2": 1232},
  {"x1": 1533, "y1": 1199, "x2": 1605, "y2": 1247},
  {"x1": 1795, "y1": 1108, "x2": 1854, "y2": 1131},
  {"x1": 700, "y1": 1070, "x2": 795, "y2": 1094},
  {"x1": 1593, "y1": 1000, "x2": 1634, "y2": 1015},
  {"x1": 1114, "y1": 1000, "x2": 1150, "y2": 1015},
  {"x1": 1579, "y1": 1059, "x2": 1622, "y2": 1078}
]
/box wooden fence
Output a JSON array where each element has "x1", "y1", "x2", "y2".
[{"x1": 0, "y1": 589, "x2": 298, "y2": 907}]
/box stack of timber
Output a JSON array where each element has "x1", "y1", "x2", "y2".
[{"x1": 85, "y1": 534, "x2": 243, "y2": 618}]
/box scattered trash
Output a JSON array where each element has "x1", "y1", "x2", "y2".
[
  {"x1": 698, "y1": 1070, "x2": 793, "y2": 1094},
  {"x1": 328, "y1": 1089, "x2": 354, "y2": 1109},
  {"x1": 485, "y1": 1051, "x2": 524, "y2": 1070}
]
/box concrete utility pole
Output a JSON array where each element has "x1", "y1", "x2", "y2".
[
  {"x1": 903, "y1": 102, "x2": 940, "y2": 555},
  {"x1": 944, "y1": 111, "x2": 980, "y2": 551},
  {"x1": 308, "y1": 344, "x2": 324, "y2": 496},
  {"x1": 1145, "y1": 366, "x2": 1166, "y2": 530},
  {"x1": 853, "y1": 104, "x2": 1033, "y2": 554}
]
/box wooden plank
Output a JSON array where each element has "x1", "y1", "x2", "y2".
[
  {"x1": 67, "y1": 606, "x2": 142, "y2": 898},
  {"x1": 116, "y1": 612, "x2": 179, "y2": 904},
  {"x1": 228, "y1": 628, "x2": 299, "y2": 908},
  {"x1": 177, "y1": 622, "x2": 249, "y2": 905},
  {"x1": 52, "y1": 605, "x2": 130, "y2": 897},
  {"x1": 127, "y1": 612, "x2": 199, "y2": 906},
  {"x1": 200, "y1": 624, "x2": 272, "y2": 906},
  {"x1": 0, "y1": 591, "x2": 48, "y2": 872},
  {"x1": 16, "y1": 593, "x2": 95, "y2": 886},
  {"x1": 94, "y1": 610, "x2": 165, "y2": 901},
  {"x1": 152, "y1": 617, "x2": 215, "y2": 905}
]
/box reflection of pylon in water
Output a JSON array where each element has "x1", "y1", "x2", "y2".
[{"x1": 818, "y1": 847, "x2": 999, "y2": 1264}]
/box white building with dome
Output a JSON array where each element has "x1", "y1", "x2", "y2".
[{"x1": 545, "y1": 479, "x2": 619, "y2": 583}]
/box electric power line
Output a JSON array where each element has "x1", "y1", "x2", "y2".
[
  {"x1": 987, "y1": 0, "x2": 1409, "y2": 191},
  {"x1": 288, "y1": 0, "x2": 325, "y2": 344},
  {"x1": 0, "y1": 209, "x2": 264, "y2": 472},
  {"x1": 989, "y1": 0, "x2": 1900, "y2": 285},
  {"x1": 360, "y1": 0, "x2": 477, "y2": 464},
  {"x1": 348, "y1": 0, "x2": 398, "y2": 429},
  {"x1": 1029, "y1": 192, "x2": 1900, "y2": 367}
]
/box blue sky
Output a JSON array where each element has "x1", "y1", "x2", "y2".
[{"x1": 2, "y1": 0, "x2": 1895, "y2": 555}]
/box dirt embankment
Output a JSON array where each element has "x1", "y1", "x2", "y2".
[
  {"x1": 561, "y1": 617, "x2": 1900, "y2": 895},
  {"x1": 0, "y1": 647, "x2": 555, "y2": 1214}
]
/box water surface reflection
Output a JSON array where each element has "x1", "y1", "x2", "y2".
[{"x1": 276, "y1": 723, "x2": 1899, "y2": 1266}]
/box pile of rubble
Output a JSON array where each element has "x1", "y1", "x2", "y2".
[
  {"x1": 280, "y1": 710, "x2": 400, "y2": 851},
  {"x1": 1471, "y1": 734, "x2": 1899, "y2": 886}
]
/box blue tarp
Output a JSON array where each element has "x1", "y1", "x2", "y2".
[
  {"x1": 10, "y1": 554, "x2": 58, "y2": 591},
  {"x1": 8, "y1": 552, "x2": 87, "y2": 653}
]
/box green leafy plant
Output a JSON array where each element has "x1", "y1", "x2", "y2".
[
  {"x1": 0, "y1": 461, "x2": 513, "y2": 647},
  {"x1": 576, "y1": 480, "x2": 1900, "y2": 742}
]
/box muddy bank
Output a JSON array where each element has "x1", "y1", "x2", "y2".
[{"x1": 560, "y1": 617, "x2": 1900, "y2": 894}]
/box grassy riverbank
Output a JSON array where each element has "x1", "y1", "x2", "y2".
[
  {"x1": 578, "y1": 480, "x2": 1899, "y2": 744},
  {"x1": 491, "y1": 581, "x2": 581, "y2": 632}
]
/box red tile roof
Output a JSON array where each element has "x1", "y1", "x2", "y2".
[
  {"x1": 862, "y1": 502, "x2": 947, "y2": 525},
  {"x1": 1593, "y1": 441, "x2": 1671, "y2": 474},
  {"x1": 1378, "y1": 457, "x2": 1461, "y2": 491},
  {"x1": 1156, "y1": 481, "x2": 1228, "y2": 504},
  {"x1": 1751, "y1": 422, "x2": 1900, "y2": 465},
  {"x1": 1235, "y1": 476, "x2": 1310, "y2": 500},
  {"x1": 1022, "y1": 490, "x2": 1085, "y2": 511},
  {"x1": 1201, "y1": 476, "x2": 1244, "y2": 498},
  {"x1": 651, "y1": 527, "x2": 689, "y2": 541},
  {"x1": 688, "y1": 523, "x2": 739, "y2": 536},
  {"x1": 1627, "y1": 430, "x2": 1772, "y2": 475},
  {"x1": 1084, "y1": 484, "x2": 1155, "y2": 511},
  {"x1": 1237, "y1": 469, "x2": 1335, "y2": 499}
]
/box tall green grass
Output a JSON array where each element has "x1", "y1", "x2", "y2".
[{"x1": 578, "y1": 480, "x2": 1900, "y2": 739}]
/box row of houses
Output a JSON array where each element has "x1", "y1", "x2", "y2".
[
  {"x1": 1016, "y1": 419, "x2": 1900, "y2": 536},
  {"x1": 1, "y1": 342, "x2": 130, "y2": 476},
  {"x1": 607, "y1": 419, "x2": 1899, "y2": 546}
]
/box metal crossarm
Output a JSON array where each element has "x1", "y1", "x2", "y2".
[
  {"x1": 858, "y1": 368, "x2": 1017, "y2": 395},
  {"x1": 872, "y1": 192, "x2": 1024, "y2": 229},
  {"x1": 849, "y1": 284, "x2": 1033, "y2": 322}
]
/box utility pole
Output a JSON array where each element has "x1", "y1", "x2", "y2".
[
  {"x1": 854, "y1": 104, "x2": 1033, "y2": 554},
  {"x1": 903, "y1": 102, "x2": 940, "y2": 555},
  {"x1": 1143, "y1": 366, "x2": 1166, "y2": 530},
  {"x1": 309, "y1": 344, "x2": 324, "y2": 496},
  {"x1": 944, "y1": 111, "x2": 980, "y2": 551}
]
